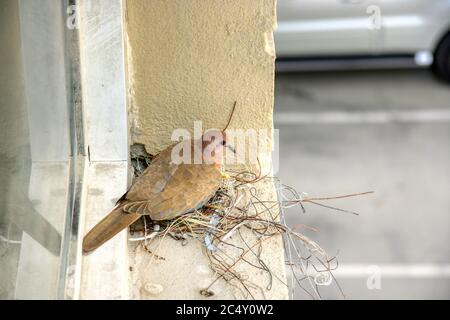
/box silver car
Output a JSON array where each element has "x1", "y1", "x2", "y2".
[{"x1": 275, "y1": 0, "x2": 450, "y2": 81}]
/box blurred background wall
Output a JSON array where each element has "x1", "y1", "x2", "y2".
[
  {"x1": 0, "y1": 0, "x2": 30, "y2": 299},
  {"x1": 274, "y1": 0, "x2": 450, "y2": 299}
]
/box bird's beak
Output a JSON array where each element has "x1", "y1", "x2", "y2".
[{"x1": 226, "y1": 144, "x2": 236, "y2": 154}]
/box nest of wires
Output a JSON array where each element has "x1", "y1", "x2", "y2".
[{"x1": 129, "y1": 146, "x2": 372, "y2": 299}]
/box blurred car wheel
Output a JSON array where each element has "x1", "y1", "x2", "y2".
[{"x1": 433, "y1": 33, "x2": 450, "y2": 83}]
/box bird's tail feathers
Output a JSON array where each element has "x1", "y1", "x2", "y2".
[{"x1": 82, "y1": 204, "x2": 141, "y2": 254}]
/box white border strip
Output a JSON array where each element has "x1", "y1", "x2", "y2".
[
  {"x1": 329, "y1": 264, "x2": 450, "y2": 279},
  {"x1": 276, "y1": 16, "x2": 424, "y2": 34},
  {"x1": 275, "y1": 109, "x2": 450, "y2": 125}
]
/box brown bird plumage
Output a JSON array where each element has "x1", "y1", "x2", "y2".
[{"x1": 83, "y1": 103, "x2": 237, "y2": 254}]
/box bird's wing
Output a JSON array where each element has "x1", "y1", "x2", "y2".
[
  {"x1": 123, "y1": 162, "x2": 222, "y2": 220},
  {"x1": 124, "y1": 144, "x2": 179, "y2": 202}
]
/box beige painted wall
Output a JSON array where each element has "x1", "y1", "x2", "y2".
[
  {"x1": 124, "y1": 0, "x2": 287, "y2": 300},
  {"x1": 125, "y1": 0, "x2": 277, "y2": 155}
]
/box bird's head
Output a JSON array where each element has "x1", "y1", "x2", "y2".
[
  {"x1": 201, "y1": 129, "x2": 235, "y2": 165},
  {"x1": 200, "y1": 101, "x2": 237, "y2": 165}
]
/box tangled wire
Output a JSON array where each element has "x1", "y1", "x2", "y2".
[{"x1": 129, "y1": 147, "x2": 373, "y2": 299}]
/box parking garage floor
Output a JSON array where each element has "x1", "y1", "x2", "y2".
[{"x1": 274, "y1": 69, "x2": 450, "y2": 299}]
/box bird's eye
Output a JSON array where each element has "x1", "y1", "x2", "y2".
[{"x1": 221, "y1": 140, "x2": 226, "y2": 146}]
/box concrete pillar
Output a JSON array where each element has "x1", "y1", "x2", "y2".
[
  {"x1": 124, "y1": 0, "x2": 287, "y2": 299},
  {"x1": 125, "y1": 0, "x2": 277, "y2": 155}
]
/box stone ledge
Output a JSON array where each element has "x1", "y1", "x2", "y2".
[
  {"x1": 129, "y1": 177, "x2": 288, "y2": 300},
  {"x1": 80, "y1": 162, "x2": 130, "y2": 300}
]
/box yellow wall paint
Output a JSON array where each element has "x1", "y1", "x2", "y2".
[
  {"x1": 125, "y1": 0, "x2": 277, "y2": 155},
  {"x1": 124, "y1": 1, "x2": 287, "y2": 300}
]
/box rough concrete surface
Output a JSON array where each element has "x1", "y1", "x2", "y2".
[
  {"x1": 125, "y1": 0, "x2": 277, "y2": 155},
  {"x1": 129, "y1": 179, "x2": 288, "y2": 300},
  {"x1": 124, "y1": 0, "x2": 286, "y2": 299},
  {"x1": 81, "y1": 162, "x2": 130, "y2": 300}
]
